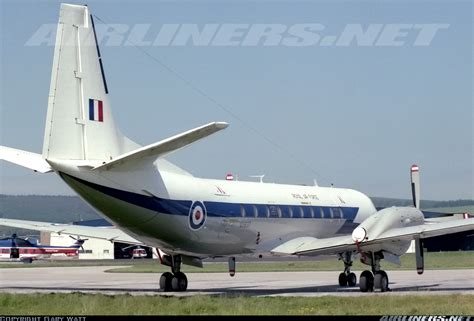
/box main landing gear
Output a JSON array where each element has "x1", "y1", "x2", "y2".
[
  {"x1": 338, "y1": 251, "x2": 390, "y2": 292},
  {"x1": 159, "y1": 255, "x2": 188, "y2": 292},
  {"x1": 338, "y1": 252, "x2": 357, "y2": 287},
  {"x1": 358, "y1": 252, "x2": 390, "y2": 293}
]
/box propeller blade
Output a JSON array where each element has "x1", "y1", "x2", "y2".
[{"x1": 410, "y1": 164, "x2": 420, "y2": 209}]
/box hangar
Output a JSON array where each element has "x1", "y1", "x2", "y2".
[{"x1": 39, "y1": 219, "x2": 156, "y2": 260}]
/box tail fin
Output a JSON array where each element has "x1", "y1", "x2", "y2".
[{"x1": 43, "y1": 4, "x2": 137, "y2": 161}]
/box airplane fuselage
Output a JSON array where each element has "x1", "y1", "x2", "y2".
[
  {"x1": 51, "y1": 159, "x2": 377, "y2": 258},
  {"x1": 0, "y1": 240, "x2": 80, "y2": 262}
]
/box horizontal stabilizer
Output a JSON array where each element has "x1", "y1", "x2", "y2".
[
  {"x1": 93, "y1": 122, "x2": 228, "y2": 171},
  {"x1": 0, "y1": 146, "x2": 52, "y2": 173},
  {"x1": 0, "y1": 218, "x2": 142, "y2": 245},
  {"x1": 272, "y1": 218, "x2": 474, "y2": 256}
]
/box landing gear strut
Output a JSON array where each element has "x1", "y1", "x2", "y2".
[
  {"x1": 359, "y1": 252, "x2": 390, "y2": 292},
  {"x1": 159, "y1": 255, "x2": 188, "y2": 292},
  {"x1": 338, "y1": 252, "x2": 357, "y2": 287}
]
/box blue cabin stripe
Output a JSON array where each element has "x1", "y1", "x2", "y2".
[{"x1": 59, "y1": 172, "x2": 359, "y2": 221}]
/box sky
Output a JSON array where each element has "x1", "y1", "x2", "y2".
[{"x1": 0, "y1": 0, "x2": 472, "y2": 200}]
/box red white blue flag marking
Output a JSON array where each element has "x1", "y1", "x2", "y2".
[{"x1": 89, "y1": 99, "x2": 104, "y2": 122}]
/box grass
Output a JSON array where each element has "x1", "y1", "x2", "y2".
[
  {"x1": 0, "y1": 293, "x2": 472, "y2": 315},
  {"x1": 0, "y1": 252, "x2": 472, "y2": 315},
  {"x1": 103, "y1": 252, "x2": 474, "y2": 273}
]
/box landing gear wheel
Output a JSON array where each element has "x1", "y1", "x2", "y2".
[
  {"x1": 171, "y1": 272, "x2": 188, "y2": 292},
  {"x1": 338, "y1": 272, "x2": 348, "y2": 286},
  {"x1": 159, "y1": 272, "x2": 173, "y2": 292},
  {"x1": 359, "y1": 270, "x2": 374, "y2": 292},
  {"x1": 347, "y1": 272, "x2": 357, "y2": 287},
  {"x1": 374, "y1": 270, "x2": 389, "y2": 292}
]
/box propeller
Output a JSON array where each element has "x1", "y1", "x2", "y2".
[
  {"x1": 410, "y1": 164, "x2": 420, "y2": 209},
  {"x1": 410, "y1": 164, "x2": 424, "y2": 274},
  {"x1": 121, "y1": 245, "x2": 136, "y2": 252},
  {"x1": 351, "y1": 164, "x2": 424, "y2": 269},
  {"x1": 69, "y1": 235, "x2": 88, "y2": 251}
]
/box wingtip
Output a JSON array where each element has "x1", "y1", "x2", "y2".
[{"x1": 215, "y1": 122, "x2": 229, "y2": 129}]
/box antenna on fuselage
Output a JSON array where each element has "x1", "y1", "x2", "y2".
[{"x1": 250, "y1": 175, "x2": 265, "y2": 183}]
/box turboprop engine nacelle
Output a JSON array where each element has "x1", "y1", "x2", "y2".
[{"x1": 352, "y1": 207, "x2": 424, "y2": 255}]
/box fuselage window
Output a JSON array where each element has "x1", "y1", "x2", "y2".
[
  {"x1": 331, "y1": 208, "x2": 342, "y2": 219},
  {"x1": 254, "y1": 205, "x2": 268, "y2": 218},
  {"x1": 266, "y1": 206, "x2": 271, "y2": 218},
  {"x1": 302, "y1": 207, "x2": 312, "y2": 218},
  {"x1": 281, "y1": 206, "x2": 291, "y2": 218}
]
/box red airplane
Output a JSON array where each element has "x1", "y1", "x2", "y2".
[{"x1": 0, "y1": 234, "x2": 86, "y2": 263}]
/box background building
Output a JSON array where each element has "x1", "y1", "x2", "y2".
[{"x1": 39, "y1": 219, "x2": 155, "y2": 260}]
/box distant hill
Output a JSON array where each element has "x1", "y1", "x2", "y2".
[
  {"x1": 0, "y1": 195, "x2": 99, "y2": 223},
  {"x1": 0, "y1": 195, "x2": 101, "y2": 237},
  {"x1": 370, "y1": 197, "x2": 474, "y2": 209}
]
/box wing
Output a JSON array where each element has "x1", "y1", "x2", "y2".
[
  {"x1": 0, "y1": 146, "x2": 52, "y2": 173},
  {"x1": 272, "y1": 218, "x2": 474, "y2": 256},
  {"x1": 93, "y1": 122, "x2": 228, "y2": 171},
  {"x1": 0, "y1": 218, "x2": 143, "y2": 245}
]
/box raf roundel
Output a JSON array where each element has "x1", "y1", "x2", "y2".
[{"x1": 189, "y1": 201, "x2": 207, "y2": 231}]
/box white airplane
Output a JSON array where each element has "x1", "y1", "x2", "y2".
[{"x1": 1, "y1": 3, "x2": 473, "y2": 292}]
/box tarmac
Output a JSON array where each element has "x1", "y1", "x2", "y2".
[{"x1": 0, "y1": 266, "x2": 473, "y2": 296}]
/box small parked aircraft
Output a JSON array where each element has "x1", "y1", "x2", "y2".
[
  {"x1": 119, "y1": 244, "x2": 149, "y2": 259},
  {"x1": 0, "y1": 234, "x2": 86, "y2": 263}
]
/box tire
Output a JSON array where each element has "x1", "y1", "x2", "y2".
[
  {"x1": 159, "y1": 272, "x2": 173, "y2": 291},
  {"x1": 359, "y1": 270, "x2": 374, "y2": 292},
  {"x1": 171, "y1": 272, "x2": 188, "y2": 292},
  {"x1": 347, "y1": 272, "x2": 357, "y2": 287},
  {"x1": 374, "y1": 271, "x2": 389, "y2": 292},
  {"x1": 338, "y1": 272, "x2": 348, "y2": 286}
]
